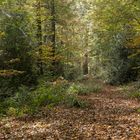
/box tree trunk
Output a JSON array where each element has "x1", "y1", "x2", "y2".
[
  {"x1": 83, "y1": 53, "x2": 89, "y2": 75},
  {"x1": 50, "y1": 0, "x2": 56, "y2": 76},
  {"x1": 36, "y1": 0, "x2": 43, "y2": 75},
  {"x1": 83, "y1": 25, "x2": 89, "y2": 75}
]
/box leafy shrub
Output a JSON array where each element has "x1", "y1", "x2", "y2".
[
  {"x1": 3, "y1": 86, "x2": 32, "y2": 115},
  {"x1": 67, "y1": 83, "x2": 80, "y2": 95},
  {"x1": 0, "y1": 77, "x2": 89, "y2": 117},
  {"x1": 7, "y1": 107, "x2": 17, "y2": 116},
  {"x1": 78, "y1": 84, "x2": 102, "y2": 95},
  {"x1": 30, "y1": 80, "x2": 87, "y2": 110},
  {"x1": 67, "y1": 82, "x2": 102, "y2": 96},
  {"x1": 30, "y1": 84, "x2": 66, "y2": 112},
  {"x1": 65, "y1": 95, "x2": 87, "y2": 108}
]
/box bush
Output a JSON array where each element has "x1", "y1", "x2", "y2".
[
  {"x1": 2, "y1": 86, "x2": 33, "y2": 115},
  {"x1": 30, "y1": 84, "x2": 67, "y2": 112},
  {"x1": 67, "y1": 82, "x2": 102, "y2": 96},
  {"x1": 65, "y1": 95, "x2": 87, "y2": 108},
  {"x1": 1, "y1": 79, "x2": 87, "y2": 116},
  {"x1": 7, "y1": 107, "x2": 17, "y2": 116}
]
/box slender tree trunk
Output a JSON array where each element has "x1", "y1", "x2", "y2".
[
  {"x1": 50, "y1": 0, "x2": 56, "y2": 76},
  {"x1": 36, "y1": 0, "x2": 43, "y2": 75},
  {"x1": 83, "y1": 53, "x2": 89, "y2": 75},
  {"x1": 50, "y1": 0, "x2": 56, "y2": 53},
  {"x1": 83, "y1": 26, "x2": 89, "y2": 75}
]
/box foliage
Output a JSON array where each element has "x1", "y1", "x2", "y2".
[
  {"x1": 130, "y1": 91, "x2": 140, "y2": 99},
  {"x1": 67, "y1": 81, "x2": 102, "y2": 96},
  {"x1": 0, "y1": 0, "x2": 36, "y2": 89},
  {"x1": 65, "y1": 95, "x2": 87, "y2": 108},
  {"x1": 0, "y1": 78, "x2": 88, "y2": 116},
  {"x1": 119, "y1": 81, "x2": 140, "y2": 99},
  {"x1": 87, "y1": 0, "x2": 140, "y2": 84}
]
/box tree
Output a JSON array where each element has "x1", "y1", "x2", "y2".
[
  {"x1": 0, "y1": 0, "x2": 35, "y2": 93},
  {"x1": 88, "y1": 0, "x2": 140, "y2": 84},
  {"x1": 36, "y1": 0, "x2": 43, "y2": 75}
]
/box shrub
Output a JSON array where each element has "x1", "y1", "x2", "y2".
[
  {"x1": 65, "y1": 95, "x2": 87, "y2": 108},
  {"x1": 7, "y1": 107, "x2": 17, "y2": 116},
  {"x1": 78, "y1": 84, "x2": 102, "y2": 95},
  {"x1": 67, "y1": 82, "x2": 102, "y2": 96},
  {"x1": 30, "y1": 84, "x2": 66, "y2": 112},
  {"x1": 0, "y1": 79, "x2": 88, "y2": 116}
]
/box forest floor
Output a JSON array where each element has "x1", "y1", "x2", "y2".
[{"x1": 0, "y1": 84, "x2": 140, "y2": 140}]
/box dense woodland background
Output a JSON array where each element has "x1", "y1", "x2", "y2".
[{"x1": 0, "y1": 0, "x2": 140, "y2": 139}]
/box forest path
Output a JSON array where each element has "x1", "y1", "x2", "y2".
[{"x1": 0, "y1": 84, "x2": 140, "y2": 140}]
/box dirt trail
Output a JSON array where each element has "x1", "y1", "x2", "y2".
[{"x1": 0, "y1": 85, "x2": 140, "y2": 140}]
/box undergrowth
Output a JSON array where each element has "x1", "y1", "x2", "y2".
[
  {"x1": 0, "y1": 78, "x2": 91, "y2": 117},
  {"x1": 120, "y1": 81, "x2": 140, "y2": 113},
  {"x1": 121, "y1": 81, "x2": 140, "y2": 99},
  {"x1": 74, "y1": 78, "x2": 102, "y2": 95}
]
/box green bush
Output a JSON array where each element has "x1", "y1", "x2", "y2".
[
  {"x1": 12, "y1": 83, "x2": 68, "y2": 114},
  {"x1": 65, "y1": 95, "x2": 87, "y2": 108},
  {"x1": 7, "y1": 107, "x2": 17, "y2": 116},
  {"x1": 0, "y1": 76, "x2": 94, "y2": 117},
  {"x1": 67, "y1": 83, "x2": 80, "y2": 95},
  {"x1": 30, "y1": 81, "x2": 87, "y2": 111},
  {"x1": 0, "y1": 79, "x2": 87, "y2": 116},
  {"x1": 30, "y1": 84, "x2": 66, "y2": 112},
  {"x1": 78, "y1": 84, "x2": 102, "y2": 95},
  {"x1": 67, "y1": 82, "x2": 102, "y2": 96}
]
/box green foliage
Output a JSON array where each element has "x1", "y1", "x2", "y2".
[
  {"x1": 120, "y1": 81, "x2": 140, "y2": 99},
  {"x1": 67, "y1": 81, "x2": 102, "y2": 96},
  {"x1": 0, "y1": 79, "x2": 88, "y2": 116},
  {"x1": 137, "y1": 108, "x2": 140, "y2": 113},
  {"x1": 0, "y1": 101, "x2": 8, "y2": 116},
  {"x1": 67, "y1": 83, "x2": 80, "y2": 94},
  {"x1": 0, "y1": 0, "x2": 37, "y2": 90},
  {"x1": 129, "y1": 91, "x2": 140, "y2": 99},
  {"x1": 65, "y1": 95, "x2": 87, "y2": 108},
  {"x1": 30, "y1": 83, "x2": 67, "y2": 111},
  {"x1": 7, "y1": 107, "x2": 17, "y2": 116},
  {"x1": 90, "y1": 0, "x2": 140, "y2": 84}
]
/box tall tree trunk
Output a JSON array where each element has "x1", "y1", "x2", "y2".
[
  {"x1": 36, "y1": 0, "x2": 43, "y2": 75},
  {"x1": 50, "y1": 0, "x2": 56, "y2": 76},
  {"x1": 83, "y1": 26, "x2": 89, "y2": 75}
]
